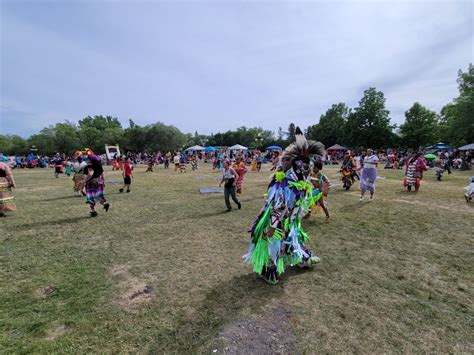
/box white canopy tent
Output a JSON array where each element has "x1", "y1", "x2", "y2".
[
  {"x1": 185, "y1": 145, "x2": 205, "y2": 151},
  {"x1": 458, "y1": 143, "x2": 474, "y2": 150},
  {"x1": 228, "y1": 144, "x2": 248, "y2": 150}
]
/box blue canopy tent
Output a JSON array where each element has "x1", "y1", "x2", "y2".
[
  {"x1": 425, "y1": 142, "x2": 453, "y2": 151},
  {"x1": 266, "y1": 145, "x2": 282, "y2": 151},
  {"x1": 205, "y1": 146, "x2": 216, "y2": 151}
]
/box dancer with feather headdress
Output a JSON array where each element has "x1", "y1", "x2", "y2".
[{"x1": 243, "y1": 127, "x2": 329, "y2": 284}]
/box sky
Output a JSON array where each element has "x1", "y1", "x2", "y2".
[{"x1": 0, "y1": 0, "x2": 472, "y2": 138}]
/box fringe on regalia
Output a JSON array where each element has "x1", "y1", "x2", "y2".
[{"x1": 243, "y1": 127, "x2": 325, "y2": 284}]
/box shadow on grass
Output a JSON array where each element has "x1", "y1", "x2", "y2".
[
  {"x1": 14, "y1": 216, "x2": 91, "y2": 230},
  {"x1": 400, "y1": 190, "x2": 420, "y2": 194},
  {"x1": 193, "y1": 210, "x2": 230, "y2": 219},
  {"x1": 150, "y1": 272, "x2": 284, "y2": 353},
  {"x1": 42, "y1": 195, "x2": 82, "y2": 202},
  {"x1": 338, "y1": 201, "x2": 370, "y2": 212}
]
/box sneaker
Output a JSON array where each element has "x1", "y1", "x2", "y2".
[
  {"x1": 90, "y1": 210, "x2": 98, "y2": 218},
  {"x1": 359, "y1": 197, "x2": 363, "y2": 201},
  {"x1": 226, "y1": 208, "x2": 232, "y2": 212},
  {"x1": 237, "y1": 202, "x2": 241, "y2": 209},
  {"x1": 310, "y1": 256, "x2": 321, "y2": 264},
  {"x1": 126, "y1": 190, "x2": 130, "y2": 193},
  {"x1": 119, "y1": 188, "x2": 124, "y2": 193},
  {"x1": 104, "y1": 203, "x2": 110, "y2": 212},
  {"x1": 465, "y1": 195, "x2": 470, "y2": 203}
]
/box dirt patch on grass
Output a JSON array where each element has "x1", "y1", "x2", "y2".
[
  {"x1": 110, "y1": 264, "x2": 129, "y2": 276},
  {"x1": 119, "y1": 277, "x2": 153, "y2": 307},
  {"x1": 46, "y1": 324, "x2": 69, "y2": 340},
  {"x1": 216, "y1": 307, "x2": 297, "y2": 354},
  {"x1": 111, "y1": 265, "x2": 154, "y2": 310},
  {"x1": 35, "y1": 286, "x2": 57, "y2": 299}
]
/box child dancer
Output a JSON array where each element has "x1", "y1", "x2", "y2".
[
  {"x1": 233, "y1": 157, "x2": 248, "y2": 194},
  {"x1": 119, "y1": 158, "x2": 133, "y2": 193},
  {"x1": 433, "y1": 159, "x2": 444, "y2": 181},
  {"x1": 65, "y1": 159, "x2": 73, "y2": 176},
  {"x1": 146, "y1": 156, "x2": 154, "y2": 172},
  {"x1": 307, "y1": 160, "x2": 330, "y2": 222}
]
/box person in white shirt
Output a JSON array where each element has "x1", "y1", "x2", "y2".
[
  {"x1": 219, "y1": 160, "x2": 241, "y2": 212},
  {"x1": 360, "y1": 149, "x2": 379, "y2": 201},
  {"x1": 173, "y1": 154, "x2": 181, "y2": 171}
]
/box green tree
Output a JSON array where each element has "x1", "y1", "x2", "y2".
[
  {"x1": 53, "y1": 122, "x2": 81, "y2": 154},
  {"x1": 307, "y1": 103, "x2": 349, "y2": 146},
  {"x1": 144, "y1": 122, "x2": 187, "y2": 152},
  {"x1": 28, "y1": 132, "x2": 56, "y2": 155},
  {"x1": 0, "y1": 135, "x2": 13, "y2": 154},
  {"x1": 78, "y1": 115, "x2": 124, "y2": 153},
  {"x1": 440, "y1": 63, "x2": 474, "y2": 146},
  {"x1": 0, "y1": 135, "x2": 29, "y2": 155},
  {"x1": 277, "y1": 127, "x2": 285, "y2": 140},
  {"x1": 399, "y1": 103, "x2": 439, "y2": 149},
  {"x1": 207, "y1": 126, "x2": 273, "y2": 148},
  {"x1": 123, "y1": 122, "x2": 146, "y2": 152},
  {"x1": 345, "y1": 87, "x2": 394, "y2": 148},
  {"x1": 287, "y1": 123, "x2": 296, "y2": 142}
]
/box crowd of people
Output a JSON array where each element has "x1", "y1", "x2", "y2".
[{"x1": 1, "y1": 139, "x2": 473, "y2": 284}]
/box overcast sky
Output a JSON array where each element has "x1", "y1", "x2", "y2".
[{"x1": 1, "y1": 0, "x2": 472, "y2": 137}]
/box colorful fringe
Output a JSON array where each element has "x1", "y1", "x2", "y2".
[{"x1": 244, "y1": 167, "x2": 322, "y2": 278}]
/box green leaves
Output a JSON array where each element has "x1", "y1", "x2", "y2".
[
  {"x1": 307, "y1": 103, "x2": 349, "y2": 146},
  {"x1": 400, "y1": 103, "x2": 439, "y2": 149},
  {"x1": 441, "y1": 64, "x2": 474, "y2": 146},
  {"x1": 345, "y1": 88, "x2": 394, "y2": 149}
]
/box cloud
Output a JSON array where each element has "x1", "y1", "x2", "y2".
[{"x1": 0, "y1": 0, "x2": 472, "y2": 137}]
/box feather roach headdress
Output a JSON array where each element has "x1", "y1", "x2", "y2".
[{"x1": 280, "y1": 127, "x2": 325, "y2": 172}]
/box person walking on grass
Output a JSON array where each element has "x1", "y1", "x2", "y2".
[
  {"x1": 403, "y1": 153, "x2": 427, "y2": 192},
  {"x1": 173, "y1": 153, "x2": 180, "y2": 171},
  {"x1": 233, "y1": 156, "x2": 248, "y2": 194},
  {"x1": 119, "y1": 158, "x2": 133, "y2": 193},
  {"x1": 84, "y1": 154, "x2": 110, "y2": 217},
  {"x1": 306, "y1": 160, "x2": 330, "y2": 222},
  {"x1": 53, "y1": 153, "x2": 64, "y2": 178},
  {"x1": 360, "y1": 148, "x2": 379, "y2": 201},
  {"x1": 219, "y1": 159, "x2": 241, "y2": 212}
]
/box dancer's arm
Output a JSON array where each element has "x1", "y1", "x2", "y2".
[{"x1": 5, "y1": 164, "x2": 16, "y2": 188}]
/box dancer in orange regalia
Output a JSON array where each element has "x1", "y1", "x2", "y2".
[{"x1": 233, "y1": 156, "x2": 248, "y2": 194}]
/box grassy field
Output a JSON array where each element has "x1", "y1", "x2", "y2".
[{"x1": 1, "y1": 162, "x2": 473, "y2": 353}]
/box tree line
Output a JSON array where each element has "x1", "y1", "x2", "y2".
[
  {"x1": 306, "y1": 64, "x2": 473, "y2": 150},
  {"x1": 1, "y1": 64, "x2": 472, "y2": 155}
]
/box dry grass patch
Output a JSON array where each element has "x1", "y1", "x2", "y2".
[
  {"x1": 110, "y1": 265, "x2": 154, "y2": 310},
  {"x1": 216, "y1": 306, "x2": 297, "y2": 354},
  {"x1": 35, "y1": 286, "x2": 57, "y2": 299},
  {"x1": 45, "y1": 324, "x2": 69, "y2": 341}
]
